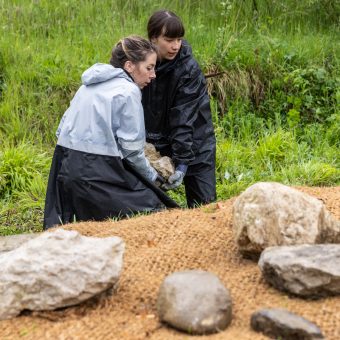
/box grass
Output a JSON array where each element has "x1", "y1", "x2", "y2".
[{"x1": 0, "y1": 0, "x2": 339, "y2": 234}]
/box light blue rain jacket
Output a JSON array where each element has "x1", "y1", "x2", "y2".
[{"x1": 56, "y1": 63, "x2": 157, "y2": 181}]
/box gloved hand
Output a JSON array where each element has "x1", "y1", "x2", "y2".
[
  {"x1": 162, "y1": 165, "x2": 187, "y2": 190},
  {"x1": 154, "y1": 173, "x2": 165, "y2": 187}
]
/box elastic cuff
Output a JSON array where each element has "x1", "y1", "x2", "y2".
[{"x1": 176, "y1": 164, "x2": 188, "y2": 174}]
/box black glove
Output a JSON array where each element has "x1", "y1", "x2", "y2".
[{"x1": 161, "y1": 164, "x2": 187, "y2": 190}]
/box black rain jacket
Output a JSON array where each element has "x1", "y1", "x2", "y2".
[{"x1": 142, "y1": 40, "x2": 216, "y2": 175}]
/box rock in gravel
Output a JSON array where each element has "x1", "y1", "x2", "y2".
[
  {"x1": 145, "y1": 142, "x2": 175, "y2": 180},
  {"x1": 0, "y1": 228, "x2": 125, "y2": 320},
  {"x1": 157, "y1": 270, "x2": 232, "y2": 334},
  {"x1": 251, "y1": 308, "x2": 324, "y2": 339},
  {"x1": 233, "y1": 182, "x2": 339, "y2": 259},
  {"x1": 258, "y1": 244, "x2": 340, "y2": 298}
]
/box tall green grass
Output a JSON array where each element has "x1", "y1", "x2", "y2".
[
  {"x1": 0, "y1": 142, "x2": 51, "y2": 234},
  {"x1": 0, "y1": 0, "x2": 339, "y2": 234}
]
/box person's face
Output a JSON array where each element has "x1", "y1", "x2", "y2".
[
  {"x1": 125, "y1": 52, "x2": 157, "y2": 89},
  {"x1": 151, "y1": 35, "x2": 182, "y2": 61}
]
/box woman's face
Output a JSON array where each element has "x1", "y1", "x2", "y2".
[
  {"x1": 151, "y1": 35, "x2": 182, "y2": 61},
  {"x1": 125, "y1": 52, "x2": 157, "y2": 89}
]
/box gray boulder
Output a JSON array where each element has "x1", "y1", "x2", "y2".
[
  {"x1": 233, "y1": 182, "x2": 339, "y2": 259},
  {"x1": 251, "y1": 308, "x2": 324, "y2": 339},
  {"x1": 259, "y1": 244, "x2": 340, "y2": 298},
  {"x1": 0, "y1": 228, "x2": 125, "y2": 320},
  {"x1": 157, "y1": 270, "x2": 232, "y2": 334}
]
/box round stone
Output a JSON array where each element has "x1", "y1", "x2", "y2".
[{"x1": 157, "y1": 270, "x2": 232, "y2": 334}]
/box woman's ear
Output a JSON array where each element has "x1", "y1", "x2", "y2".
[{"x1": 123, "y1": 60, "x2": 135, "y2": 74}]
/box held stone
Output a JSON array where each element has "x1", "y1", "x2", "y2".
[
  {"x1": 0, "y1": 228, "x2": 125, "y2": 320},
  {"x1": 144, "y1": 142, "x2": 175, "y2": 179}
]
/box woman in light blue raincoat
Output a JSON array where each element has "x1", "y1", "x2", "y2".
[{"x1": 43, "y1": 36, "x2": 178, "y2": 229}]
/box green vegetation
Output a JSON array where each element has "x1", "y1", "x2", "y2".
[{"x1": 0, "y1": 0, "x2": 339, "y2": 234}]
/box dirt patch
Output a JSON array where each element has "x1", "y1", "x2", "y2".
[{"x1": 1, "y1": 186, "x2": 339, "y2": 340}]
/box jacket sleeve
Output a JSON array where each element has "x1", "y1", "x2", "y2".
[
  {"x1": 56, "y1": 95, "x2": 77, "y2": 138},
  {"x1": 116, "y1": 91, "x2": 158, "y2": 182},
  {"x1": 169, "y1": 68, "x2": 207, "y2": 166},
  {"x1": 56, "y1": 114, "x2": 66, "y2": 138}
]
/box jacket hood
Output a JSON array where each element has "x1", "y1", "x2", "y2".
[
  {"x1": 81, "y1": 63, "x2": 132, "y2": 85},
  {"x1": 157, "y1": 40, "x2": 192, "y2": 74}
]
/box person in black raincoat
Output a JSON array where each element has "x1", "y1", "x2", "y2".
[
  {"x1": 43, "y1": 36, "x2": 178, "y2": 230},
  {"x1": 142, "y1": 10, "x2": 216, "y2": 208}
]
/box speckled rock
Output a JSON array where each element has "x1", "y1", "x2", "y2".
[{"x1": 144, "y1": 142, "x2": 175, "y2": 179}]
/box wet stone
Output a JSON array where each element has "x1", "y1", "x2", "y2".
[
  {"x1": 259, "y1": 244, "x2": 340, "y2": 298},
  {"x1": 251, "y1": 308, "x2": 324, "y2": 339}
]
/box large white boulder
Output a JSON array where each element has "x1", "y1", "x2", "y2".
[
  {"x1": 233, "y1": 182, "x2": 339, "y2": 258},
  {"x1": 0, "y1": 228, "x2": 125, "y2": 320},
  {"x1": 0, "y1": 233, "x2": 40, "y2": 254}
]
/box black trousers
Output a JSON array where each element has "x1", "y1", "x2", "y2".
[
  {"x1": 151, "y1": 136, "x2": 216, "y2": 208},
  {"x1": 184, "y1": 153, "x2": 216, "y2": 208}
]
